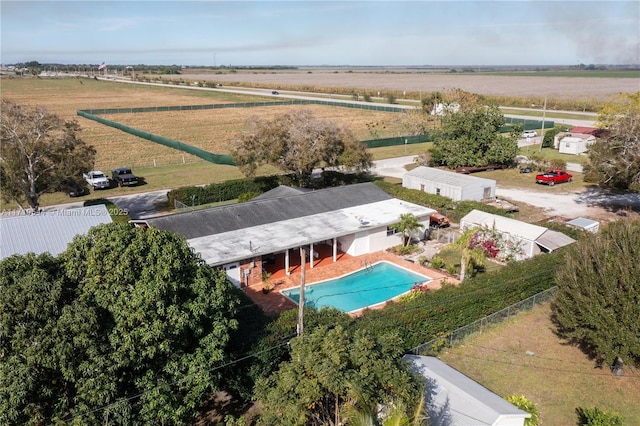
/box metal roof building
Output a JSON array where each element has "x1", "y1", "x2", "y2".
[
  {"x1": 404, "y1": 355, "x2": 531, "y2": 426},
  {"x1": 403, "y1": 166, "x2": 496, "y2": 201},
  {"x1": 0, "y1": 204, "x2": 112, "y2": 260}
]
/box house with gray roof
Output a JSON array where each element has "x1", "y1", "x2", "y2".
[
  {"x1": 404, "y1": 355, "x2": 531, "y2": 426},
  {"x1": 0, "y1": 204, "x2": 112, "y2": 260},
  {"x1": 460, "y1": 209, "x2": 575, "y2": 260},
  {"x1": 403, "y1": 167, "x2": 496, "y2": 201},
  {"x1": 144, "y1": 183, "x2": 435, "y2": 287}
]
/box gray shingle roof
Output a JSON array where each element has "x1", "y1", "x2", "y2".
[
  {"x1": 147, "y1": 182, "x2": 393, "y2": 239},
  {"x1": 0, "y1": 205, "x2": 112, "y2": 260}
]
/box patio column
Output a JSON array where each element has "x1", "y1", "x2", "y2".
[
  {"x1": 310, "y1": 242, "x2": 314, "y2": 269},
  {"x1": 285, "y1": 249, "x2": 290, "y2": 276},
  {"x1": 333, "y1": 238, "x2": 337, "y2": 262}
]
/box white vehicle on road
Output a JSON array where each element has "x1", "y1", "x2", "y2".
[
  {"x1": 83, "y1": 170, "x2": 110, "y2": 189},
  {"x1": 522, "y1": 130, "x2": 537, "y2": 138}
]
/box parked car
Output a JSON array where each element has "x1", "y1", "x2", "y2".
[
  {"x1": 64, "y1": 180, "x2": 90, "y2": 197},
  {"x1": 111, "y1": 167, "x2": 138, "y2": 187},
  {"x1": 272, "y1": 90, "x2": 279, "y2": 95},
  {"x1": 535, "y1": 169, "x2": 573, "y2": 186},
  {"x1": 83, "y1": 170, "x2": 110, "y2": 189},
  {"x1": 522, "y1": 130, "x2": 537, "y2": 138}
]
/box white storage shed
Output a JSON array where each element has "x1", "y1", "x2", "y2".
[
  {"x1": 404, "y1": 355, "x2": 532, "y2": 426},
  {"x1": 555, "y1": 133, "x2": 596, "y2": 155},
  {"x1": 460, "y1": 209, "x2": 576, "y2": 260},
  {"x1": 403, "y1": 166, "x2": 496, "y2": 202},
  {"x1": 567, "y1": 217, "x2": 600, "y2": 233}
]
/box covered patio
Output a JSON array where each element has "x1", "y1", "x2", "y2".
[{"x1": 262, "y1": 243, "x2": 353, "y2": 281}]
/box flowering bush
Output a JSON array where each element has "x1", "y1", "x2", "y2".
[{"x1": 468, "y1": 225, "x2": 524, "y2": 262}]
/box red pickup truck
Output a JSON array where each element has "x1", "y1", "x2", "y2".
[{"x1": 535, "y1": 170, "x2": 573, "y2": 186}]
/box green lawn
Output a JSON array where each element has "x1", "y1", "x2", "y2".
[{"x1": 439, "y1": 304, "x2": 640, "y2": 425}]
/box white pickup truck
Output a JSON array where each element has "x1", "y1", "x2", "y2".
[{"x1": 83, "y1": 170, "x2": 110, "y2": 189}]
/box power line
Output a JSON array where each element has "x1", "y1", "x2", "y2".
[
  {"x1": 64, "y1": 267, "x2": 558, "y2": 421},
  {"x1": 63, "y1": 341, "x2": 290, "y2": 423}
]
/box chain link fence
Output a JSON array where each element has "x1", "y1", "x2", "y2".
[{"x1": 410, "y1": 286, "x2": 558, "y2": 356}]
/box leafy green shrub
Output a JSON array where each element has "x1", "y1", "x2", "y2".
[
  {"x1": 238, "y1": 192, "x2": 260, "y2": 202},
  {"x1": 445, "y1": 264, "x2": 458, "y2": 276},
  {"x1": 429, "y1": 256, "x2": 446, "y2": 269},
  {"x1": 167, "y1": 175, "x2": 280, "y2": 206},
  {"x1": 506, "y1": 394, "x2": 540, "y2": 426},
  {"x1": 576, "y1": 407, "x2": 623, "y2": 426},
  {"x1": 549, "y1": 158, "x2": 567, "y2": 170}
]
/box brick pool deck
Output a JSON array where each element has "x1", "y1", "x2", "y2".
[{"x1": 243, "y1": 249, "x2": 457, "y2": 316}]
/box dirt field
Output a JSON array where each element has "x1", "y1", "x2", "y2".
[{"x1": 177, "y1": 69, "x2": 639, "y2": 101}]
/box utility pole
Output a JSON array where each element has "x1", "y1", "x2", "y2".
[
  {"x1": 297, "y1": 247, "x2": 306, "y2": 336},
  {"x1": 539, "y1": 97, "x2": 547, "y2": 153}
]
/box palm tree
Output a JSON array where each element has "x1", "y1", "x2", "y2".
[
  {"x1": 390, "y1": 213, "x2": 425, "y2": 247},
  {"x1": 455, "y1": 228, "x2": 486, "y2": 281}
]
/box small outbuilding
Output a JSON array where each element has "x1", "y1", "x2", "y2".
[
  {"x1": 554, "y1": 132, "x2": 596, "y2": 154},
  {"x1": 404, "y1": 355, "x2": 532, "y2": 426},
  {"x1": 403, "y1": 166, "x2": 496, "y2": 202},
  {"x1": 460, "y1": 209, "x2": 575, "y2": 260},
  {"x1": 567, "y1": 217, "x2": 600, "y2": 233}
]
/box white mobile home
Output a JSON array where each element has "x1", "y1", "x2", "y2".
[{"x1": 403, "y1": 166, "x2": 496, "y2": 202}]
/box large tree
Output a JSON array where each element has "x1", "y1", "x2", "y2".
[
  {"x1": 0, "y1": 100, "x2": 96, "y2": 212},
  {"x1": 584, "y1": 92, "x2": 640, "y2": 192},
  {"x1": 254, "y1": 325, "x2": 423, "y2": 425},
  {"x1": 429, "y1": 103, "x2": 519, "y2": 169},
  {"x1": 230, "y1": 110, "x2": 372, "y2": 185},
  {"x1": 0, "y1": 223, "x2": 240, "y2": 425},
  {"x1": 552, "y1": 218, "x2": 640, "y2": 370}
]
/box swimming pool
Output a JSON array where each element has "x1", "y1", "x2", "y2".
[{"x1": 281, "y1": 261, "x2": 431, "y2": 313}]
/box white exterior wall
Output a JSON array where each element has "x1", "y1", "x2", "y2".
[
  {"x1": 403, "y1": 174, "x2": 494, "y2": 201},
  {"x1": 402, "y1": 174, "x2": 463, "y2": 200},
  {"x1": 460, "y1": 182, "x2": 496, "y2": 201},
  {"x1": 559, "y1": 137, "x2": 586, "y2": 155}
]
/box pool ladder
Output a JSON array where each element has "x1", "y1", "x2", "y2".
[{"x1": 362, "y1": 260, "x2": 373, "y2": 273}]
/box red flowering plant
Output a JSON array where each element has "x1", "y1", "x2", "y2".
[{"x1": 468, "y1": 225, "x2": 524, "y2": 263}]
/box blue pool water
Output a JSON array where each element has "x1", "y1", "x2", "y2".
[{"x1": 281, "y1": 261, "x2": 431, "y2": 313}]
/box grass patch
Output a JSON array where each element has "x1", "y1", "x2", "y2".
[
  {"x1": 439, "y1": 304, "x2": 640, "y2": 424},
  {"x1": 469, "y1": 166, "x2": 589, "y2": 191},
  {"x1": 518, "y1": 146, "x2": 591, "y2": 166}
]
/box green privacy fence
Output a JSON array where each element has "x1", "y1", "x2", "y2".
[
  {"x1": 76, "y1": 110, "x2": 236, "y2": 165},
  {"x1": 77, "y1": 100, "x2": 409, "y2": 166},
  {"x1": 77, "y1": 100, "x2": 552, "y2": 166},
  {"x1": 361, "y1": 134, "x2": 431, "y2": 148},
  {"x1": 501, "y1": 116, "x2": 555, "y2": 132}
]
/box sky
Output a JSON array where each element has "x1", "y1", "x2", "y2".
[{"x1": 2, "y1": 1, "x2": 639, "y2": 67}]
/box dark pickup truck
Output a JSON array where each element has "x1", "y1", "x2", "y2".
[{"x1": 111, "y1": 167, "x2": 138, "y2": 187}]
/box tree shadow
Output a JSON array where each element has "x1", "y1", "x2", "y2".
[{"x1": 574, "y1": 185, "x2": 640, "y2": 215}]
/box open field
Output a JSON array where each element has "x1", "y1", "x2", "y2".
[
  {"x1": 439, "y1": 304, "x2": 640, "y2": 424},
  {"x1": 175, "y1": 69, "x2": 639, "y2": 102},
  {"x1": 0, "y1": 74, "x2": 633, "y2": 210},
  {"x1": 1, "y1": 78, "x2": 409, "y2": 171}
]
